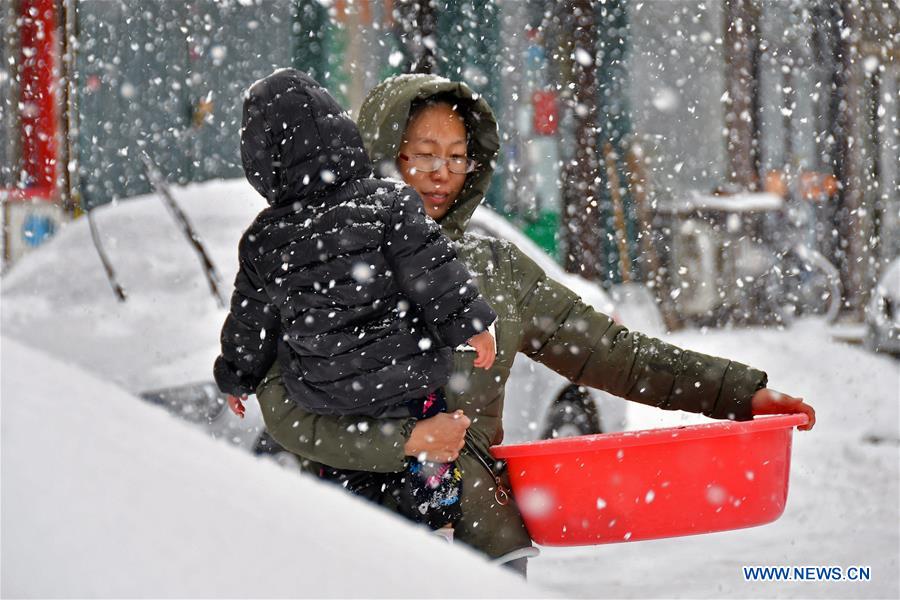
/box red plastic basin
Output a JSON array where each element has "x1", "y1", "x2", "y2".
[{"x1": 490, "y1": 414, "x2": 807, "y2": 546}]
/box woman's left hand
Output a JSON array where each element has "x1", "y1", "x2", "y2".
[{"x1": 751, "y1": 388, "x2": 816, "y2": 430}]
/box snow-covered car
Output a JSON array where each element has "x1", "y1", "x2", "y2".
[
  {"x1": 0, "y1": 180, "x2": 276, "y2": 461},
  {"x1": 865, "y1": 258, "x2": 900, "y2": 356}
]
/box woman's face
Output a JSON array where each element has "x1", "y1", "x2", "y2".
[{"x1": 397, "y1": 103, "x2": 468, "y2": 221}]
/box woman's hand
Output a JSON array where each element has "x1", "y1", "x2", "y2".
[
  {"x1": 404, "y1": 410, "x2": 471, "y2": 462},
  {"x1": 751, "y1": 388, "x2": 816, "y2": 430},
  {"x1": 228, "y1": 394, "x2": 247, "y2": 418}
]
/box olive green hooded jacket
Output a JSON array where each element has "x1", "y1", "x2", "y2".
[{"x1": 255, "y1": 74, "x2": 767, "y2": 559}]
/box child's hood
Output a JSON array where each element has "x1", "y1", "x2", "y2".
[{"x1": 240, "y1": 68, "x2": 372, "y2": 207}]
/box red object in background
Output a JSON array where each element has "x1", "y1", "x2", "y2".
[
  {"x1": 17, "y1": 0, "x2": 58, "y2": 199},
  {"x1": 798, "y1": 171, "x2": 839, "y2": 201},
  {"x1": 532, "y1": 90, "x2": 558, "y2": 136},
  {"x1": 491, "y1": 414, "x2": 807, "y2": 546},
  {"x1": 764, "y1": 170, "x2": 839, "y2": 203}
]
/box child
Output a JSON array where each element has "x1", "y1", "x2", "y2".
[{"x1": 214, "y1": 69, "x2": 496, "y2": 531}]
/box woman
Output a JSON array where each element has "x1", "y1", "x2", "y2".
[{"x1": 251, "y1": 74, "x2": 815, "y2": 573}]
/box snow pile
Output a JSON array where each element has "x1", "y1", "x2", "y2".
[{"x1": 0, "y1": 337, "x2": 543, "y2": 598}]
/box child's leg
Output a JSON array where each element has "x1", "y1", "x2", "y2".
[
  {"x1": 396, "y1": 458, "x2": 463, "y2": 529},
  {"x1": 318, "y1": 466, "x2": 394, "y2": 504}
]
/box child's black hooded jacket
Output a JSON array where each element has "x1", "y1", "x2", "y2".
[{"x1": 214, "y1": 69, "x2": 496, "y2": 416}]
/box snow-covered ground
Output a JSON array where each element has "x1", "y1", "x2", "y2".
[
  {"x1": 2, "y1": 178, "x2": 897, "y2": 598},
  {"x1": 1, "y1": 337, "x2": 542, "y2": 598},
  {"x1": 531, "y1": 320, "x2": 899, "y2": 599}
]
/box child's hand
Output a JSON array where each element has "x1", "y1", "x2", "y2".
[
  {"x1": 468, "y1": 330, "x2": 496, "y2": 370},
  {"x1": 751, "y1": 388, "x2": 816, "y2": 430},
  {"x1": 228, "y1": 394, "x2": 247, "y2": 418}
]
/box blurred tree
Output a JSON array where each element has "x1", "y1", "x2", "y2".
[
  {"x1": 723, "y1": 0, "x2": 762, "y2": 190},
  {"x1": 393, "y1": 0, "x2": 437, "y2": 73},
  {"x1": 830, "y1": 0, "x2": 871, "y2": 319},
  {"x1": 291, "y1": 0, "x2": 329, "y2": 83},
  {"x1": 558, "y1": 0, "x2": 604, "y2": 281},
  {"x1": 594, "y1": 0, "x2": 634, "y2": 283}
]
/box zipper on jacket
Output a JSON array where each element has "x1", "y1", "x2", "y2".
[{"x1": 464, "y1": 433, "x2": 510, "y2": 506}]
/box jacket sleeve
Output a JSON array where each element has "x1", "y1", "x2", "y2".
[
  {"x1": 256, "y1": 361, "x2": 414, "y2": 472},
  {"x1": 213, "y1": 243, "x2": 281, "y2": 397},
  {"x1": 382, "y1": 188, "x2": 496, "y2": 348},
  {"x1": 511, "y1": 246, "x2": 766, "y2": 421}
]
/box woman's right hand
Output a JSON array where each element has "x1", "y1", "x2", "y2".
[
  {"x1": 751, "y1": 388, "x2": 816, "y2": 430},
  {"x1": 404, "y1": 410, "x2": 471, "y2": 462}
]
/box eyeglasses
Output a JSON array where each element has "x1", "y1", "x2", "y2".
[{"x1": 398, "y1": 153, "x2": 478, "y2": 174}]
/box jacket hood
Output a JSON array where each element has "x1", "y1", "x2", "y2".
[
  {"x1": 356, "y1": 74, "x2": 499, "y2": 240},
  {"x1": 241, "y1": 68, "x2": 372, "y2": 207}
]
